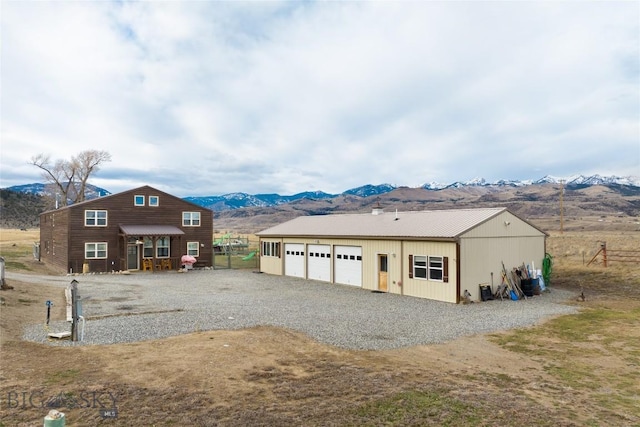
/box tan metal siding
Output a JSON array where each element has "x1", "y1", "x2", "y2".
[
  {"x1": 462, "y1": 211, "x2": 545, "y2": 238},
  {"x1": 460, "y1": 235, "x2": 545, "y2": 301},
  {"x1": 360, "y1": 240, "x2": 402, "y2": 293},
  {"x1": 259, "y1": 238, "x2": 403, "y2": 293},
  {"x1": 401, "y1": 241, "x2": 458, "y2": 303},
  {"x1": 259, "y1": 238, "x2": 284, "y2": 275}
]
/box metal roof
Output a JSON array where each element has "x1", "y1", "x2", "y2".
[
  {"x1": 119, "y1": 225, "x2": 185, "y2": 236},
  {"x1": 256, "y1": 207, "x2": 509, "y2": 239}
]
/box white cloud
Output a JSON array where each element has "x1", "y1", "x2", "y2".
[{"x1": 1, "y1": 1, "x2": 638, "y2": 197}]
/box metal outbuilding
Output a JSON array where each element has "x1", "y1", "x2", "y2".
[{"x1": 256, "y1": 207, "x2": 547, "y2": 303}]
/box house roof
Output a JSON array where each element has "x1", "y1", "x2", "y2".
[
  {"x1": 256, "y1": 207, "x2": 513, "y2": 239},
  {"x1": 40, "y1": 185, "x2": 209, "y2": 215},
  {"x1": 119, "y1": 225, "x2": 185, "y2": 236}
]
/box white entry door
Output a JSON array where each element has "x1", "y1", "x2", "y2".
[{"x1": 284, "y1": 244, "x2": 305, "y2": 278}]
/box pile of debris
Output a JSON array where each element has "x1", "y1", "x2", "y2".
[{"x1": 493, "y1": 262, "x2": 546, "y2": 301}]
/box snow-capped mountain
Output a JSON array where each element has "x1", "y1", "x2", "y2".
[
  {"x1": 343, "y1": 184, "x2": 396, "y2": 197},
  {"x1": 5, "y1": 174, "x2": 638, "y2": 211},
  {"x1": 5, "y1": 183, "x2": 111, "y2": 198}
]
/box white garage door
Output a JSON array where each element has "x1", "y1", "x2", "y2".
[
  {"x1": 284, "y1": 244, "x2": 305, "y2": 278},
  {"x1": 307, "y1": 244, "x2": 331, "y2": 282},
  {"x1": 334, "y1": 246, "x2": 362, "y2": 287}
]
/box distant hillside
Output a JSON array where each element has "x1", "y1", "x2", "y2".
[
  {"x1": 0, "y1": 189, "x2": 49, "y2": 228},
  {"x1": 6, "y1": 182, "x2": 111, "y2": 200},
  {"x1": 213, "y1": 184, "x2": 640, "y2": 233},
  {"x1": 184, "y1": 175, "x2": 640, "y2": 211},
  {"x1": 2, "y1": 175, "x2": 639, "y2": 231}
]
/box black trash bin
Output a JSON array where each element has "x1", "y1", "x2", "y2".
[{"x1": 521, "y1": 278, "x2": 534, "y2": 297}]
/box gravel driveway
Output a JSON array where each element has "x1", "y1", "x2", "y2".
[{"x1": 12, "y1": 269, "x2": 578, "y2": 350}]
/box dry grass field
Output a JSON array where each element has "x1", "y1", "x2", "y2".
[{"x1": 1, "y1": 223, "x2": 639, "y2": 426}]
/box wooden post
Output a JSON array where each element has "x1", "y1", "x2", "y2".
[
  {"x1": 602, "y1": 242, "x2": 607, "y2": 268},
  {"x1": 70, "y1": 280, "x2": 79, "y2": 341},
  {"x1": 0, "y1": 256, "x2": 5, "y2": 288},
  {"x1": 559, "y1": 180, "x2": 565, "y2": 234}
]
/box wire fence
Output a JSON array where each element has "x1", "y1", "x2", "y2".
[{"x1": 212, "y1": 236, "x2": 260, "y2": 270}]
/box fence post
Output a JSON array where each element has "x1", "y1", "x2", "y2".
[
  {"x1": 601, "y1": 242, "x2": 607, "y2": 268},
  {"x1": 70, "y1": 280, "x2": 79, "y2": 341},
  {"x1": 0, "y1": 256, "x2": 5, "y2": 288}
]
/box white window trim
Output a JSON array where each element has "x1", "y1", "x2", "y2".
[
  {"x1": 85, "y1": 210, "x2": 108, "y2": 227},
  {"x1": 143, "y1": 237, "x2": 154, "y2": 258},
  {"x1": 428, "y1": 256, "x2": 444, "y2": 281},
  {"x1": 134, "y1": 195, "x2": 145, "y2": 206},
  {"x1": 182, "y1": 211, "x2": 201, "y2": 227},
  {"x1": 149, "y1": 195, "x2": 159, "y2": 207},
  {"x1": 85, "y1": 242, "x2": 107, "y2": 259},
  {"x1": 412, "y1": 255, "x2": 444, "y2": 282},
  {"x1": 156, "y1": 236, "x2": 170, "y2": 258},
  {"x1": 187, "y1": 241, "x2": 200, "y2": 257}
]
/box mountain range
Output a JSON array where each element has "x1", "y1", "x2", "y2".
[
  {"x1": 5, "y1": 174, "x2": 640, "y2": 212},
  {"x1": 184, "y1": 175, "x2": 640, "y2": 211},
  {"x1": 3, "y1": 174, "x2": 639, "y2": 232}
]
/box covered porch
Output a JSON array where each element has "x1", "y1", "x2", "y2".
[{"x1": 119, "y1": 225, "x2": 185, "y2": 272}]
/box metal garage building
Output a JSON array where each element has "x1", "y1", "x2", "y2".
[{"x1": 256, "y1": 207, "x2": 547, "y2": 303}]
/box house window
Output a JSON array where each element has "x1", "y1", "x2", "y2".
[
  {"x1": 85, "y1": 210, "x2": 107, "y2": 226},
  {"x1": 134, "y1": 195, "x2": 145, "y2": 206},
  {"x1": 409, "y1": 254, "x2": 448, "y2": 282},
  {"x1": 143, "y1": 237, "x2": 153, "y2": 258},
  {"x1": 429, "y1": 256, "x2": 443, "y2": 281},
  {"x1": 156, "y1": 236, "x2": 169, "y2": 258},
  {"x1": 85, "y1": 242, "x2": 107, "y2": 259},
  {"x1": 149, "y1": 196, "x2": 159, "y2": 207},
  {"x1": 183, "y1": 212, "x2": 201, "y2": 226},
  {"x1": 413, "y1": 255, "x2": 428, "y2": 279},
  {"x1": 187, "y1": 241, "x2": 200, "y2": 257},
  {"x1": 261, "y1": 241, "x2": 280, "y2": 258}
]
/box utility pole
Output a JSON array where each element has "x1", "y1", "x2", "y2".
[{"x1": 559, "y1": 179, "x2": 565, "y2": 234}]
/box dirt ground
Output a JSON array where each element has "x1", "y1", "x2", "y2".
[{"x1": 1, "y1": 225, "x2": 639, "y2": 426}]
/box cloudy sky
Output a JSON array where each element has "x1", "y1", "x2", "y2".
[{"x1": 1, "y1": 1, "x2": 638, "y2": 197}]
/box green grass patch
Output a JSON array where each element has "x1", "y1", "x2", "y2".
[
  {"x1": 492, "y1": 306, "x2": 640, "y2": 423},
  {"x1": 353, "y1": 390, "x2": 483, "y2": 426},
  {"x1": 17, "y1": 298, "x2": 37, "y2": 305},
  {"x1": 544, "y1": 308, "x2": 640, "y2": 341},
  {"x1": 3, "y1": 260, "x2": 31, "y2": 271},
  {"x1": 45, "y1": 369, "x2": 81, "y2": 385},
  {"x1": 544, "y1": 363, "x2": 600, "y2": 390}
]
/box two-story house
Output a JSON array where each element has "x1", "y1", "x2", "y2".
[{"x1": 39, "y1": 185, "x2": 213, "y2": 273}]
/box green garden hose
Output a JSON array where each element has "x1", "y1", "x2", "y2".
[{"x1": 542, "y1": 253, "x2": 553, "y2": 286}]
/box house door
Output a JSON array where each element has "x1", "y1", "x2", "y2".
[
  {"x1": 378, "y1": 254, "x2": 388, "y2": 292},
  {"x1": 127, "y1": 245, "x2": 139, "y2": 270}
]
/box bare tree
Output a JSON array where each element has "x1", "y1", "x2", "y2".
[{"x1": 30, "y1": 150, "x2": 112, "y2": 206}]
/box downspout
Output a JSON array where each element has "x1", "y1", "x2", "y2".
[
  {"x1": 456, "y1": 241, "x2": 461, "y2": 304},
  {"x1": 400, "y1": 240, "x2": 404, "y2": 296}
]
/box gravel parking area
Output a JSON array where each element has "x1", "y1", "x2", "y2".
[{"x1": 14, "y1": 269, "x2": 579, "y2": 350}]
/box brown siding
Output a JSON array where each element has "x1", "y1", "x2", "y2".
[
  {"x1": 40, "y1": 185, "x2": 213, "y2": 273},
  {"x1": 39, "y1": 209, "x2": 71, "y2": 272}
]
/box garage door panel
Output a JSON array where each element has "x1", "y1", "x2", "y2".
[
  {"x1": 285, "y1": 244, "x2": 305, "y2": 278},
  {"x1": 334, "y1": 246, "x2": 362, "y2": 287},
  {"x1": 308, "y1": 244, "x2": 331, "y2": 282}
]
